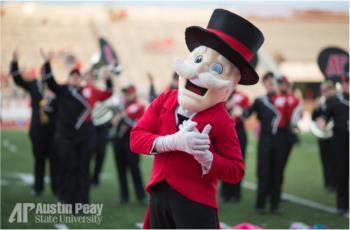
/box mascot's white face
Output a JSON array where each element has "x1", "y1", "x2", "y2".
[{"x1": 175, "y1": 46, "x2": 241, "y2": 113}]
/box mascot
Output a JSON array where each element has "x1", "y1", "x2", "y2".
[{"x1": 130, "y1": 8, "x2": 264, "y2": 228}]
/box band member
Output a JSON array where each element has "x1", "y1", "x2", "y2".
[
  {"x1": 41, "y1": 52, "x2": 113, "y2": 206},
  {"x1": 9, "y1": 51, "x2": 57, "y2": 196},
  {"x1": 320, "y1": 76, "x2": 349, "y2": 214},
  {"x1": 311, "y1": 81, "x2": 336, "y2": 191},
  {"x1": 131, "y1": 9, "x2": 264, "y2": 228},
  {"x1": 247, "y1": 72, "x2": 290, "y2": 214},
  {"x1": 276, "y1": 76, "x2": 303, "y2": 204},
  {"x1": 112, "y1": 85, "x2": 146, "y2": 204},
  {"x1": 277, "y1": 76, "x2": 302, "y2": 159},
  {"x1": 221, "y1": 90, "x2": 250, "y2": 202},
  {"x1": 87, "y1": 69, "x2": 116, "y2": 186}
]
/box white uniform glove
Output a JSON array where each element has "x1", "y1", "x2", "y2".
[
  {"x1": 191, "y1": 125, "x2": 214, "y2": 175},
  {"x1": 232, "y1": 106, "x2": 243, "y2": 117},
  {"x1": 154, "y1": 120, "x2": 210, "y2": 154}
]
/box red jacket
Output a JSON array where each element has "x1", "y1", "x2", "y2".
[
  {"x1": 80, "y1": 83, "x2": 113, "y2": 122},
  {"x1": 130, "y1": 90, "x2": 244, "y2": 227},
  {"x1": 227, "y1": 90, "x2": 250, "y2": 123},
  {"x1": 125, "y1": 100, "x2": 145, "y2": 121}
]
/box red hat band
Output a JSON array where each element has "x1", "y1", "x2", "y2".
[{"x1": 207, "y1": 28, "x2": 253, "y2": 61}]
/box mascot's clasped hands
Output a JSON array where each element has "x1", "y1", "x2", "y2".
[{"x1": 154, "y1": 120, "x2": 213, "y2": 174}]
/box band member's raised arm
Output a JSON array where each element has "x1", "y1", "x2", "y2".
[
  {"x1": 10, "y1": 51, "x2": 32, "y2": 91},
  {"x1": 10, "y1": 59, "x2": 31, "y2": 92},
  {"x1": 42, "y1": 61, "x2": 63, "y2": 95}
]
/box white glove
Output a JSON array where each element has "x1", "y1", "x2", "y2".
[
  {"x1": 191, "y1": 125, "x2": 214, "y2": 175},
  {"x1": 154, "y1": 120, "x2": 210, "y2": 154},
  {"x1": 232, "y1": 106, "x2": 243, "y2": 117}
]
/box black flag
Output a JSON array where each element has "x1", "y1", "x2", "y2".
[
  {"x1": 317, "y1": 47, "x2": 349, "y2": 82},
  {"x1": 91, "y1": 37, "x2": 122, "y2": 76}
]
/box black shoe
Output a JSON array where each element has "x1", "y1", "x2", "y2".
[
  {"x1": 255, "y1": 207, "x2": 267, "y2": 215},
  {"x1": 31, "y1": 190, "x2": 42, "y2": 197},
  {"x1": 325, "y1": 186, "x2": 336, "y2": 193},
  {"x1": 337, "y1": 208, "x2": 348, "y2": 215},
  {"x1": 271, "y1": 207, "x2": 284, "y2": 214},
  {"x1": 90, "y1": 178, "x2": 100, "y2": 187}
]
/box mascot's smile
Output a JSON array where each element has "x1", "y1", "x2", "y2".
[{"x1": 185, "y1": 79, "x2": 208, "y2": 96}]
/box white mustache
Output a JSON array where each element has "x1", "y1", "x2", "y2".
[
  {"x1": 175, "y1": 58, "x2": 231, "y2": 89},
  {"x1": 175, "y1": 58, "x2": 197, "y2": 78}
]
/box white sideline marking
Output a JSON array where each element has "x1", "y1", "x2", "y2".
[
  {"x1": 135, "y1": 222, "x2": 143, "y2": 229},
  {"x1": 17, "y1": 173, "x2": 35, "y2": 185},
  {"x1": 55, "y1": 224, "x2": 69, "y2": 229},
  {"x1": 2, "y1": 139, "x2": 18, "y2": 153},
  {"x1": 1, "y1": 172, "x2": 49, "y2": 186},
  {"x1": 243, "y1": 181, "x2": 338, "y2": 214},
  {"x1": 9, "y1": 144, "x2": 17, "y2": 152},
  {"x1": 220, "y1": 222, "x2": 231, "y2": 229}
]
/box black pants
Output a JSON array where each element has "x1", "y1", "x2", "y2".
[
  {"x1": 333, "y1": 130, "x2": 349, "y2": 210},
  {"x1": 54, "y1": 124, "x2": 96, "y2": 205},
  {"x1": 221, "y1": 122, "x2": 247, "y2": 201},
  {"x1": 91, "y1": 122, "x2": 111, "y2": 184},
  {"x1": 29, "y1": 127, "x2": 55, "y2": 193},
  {"x1": 113, "y1": 132, "x2": 145, "y2": 201},
  {"x1": 284, "y1": 131, "x2": 298, "y2": 168},
  {"x1": 150, "y1": 181, "x2": 217, "y2": 229},
  {"x1": 317, "y1": 138, "x2": 336, "y2": 189},
  {"x1": 256, "y1": 129, "x2": 289, "y2": 210}
]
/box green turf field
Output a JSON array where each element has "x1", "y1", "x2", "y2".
[{"x1": 1, "y1": 130, "x2": 348, "y2": 229}]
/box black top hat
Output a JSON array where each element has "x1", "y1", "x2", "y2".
[{"x1": 185, "y1": 9, "x2": 264, "y2": 85}]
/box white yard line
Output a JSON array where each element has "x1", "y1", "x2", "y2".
[
  {"x1": 135, "y1": 222, "x2": 143, "y2": 229},
  {"x1": 1, "y1": 172, "x2": 49, "y2": 186},
  {"x1": 2, "y1": 139, "x2": 18, "y2": 153},
  {"x1": 243, "y1": 181, "x2": 338, "y2": 214},
  {"x1": 220, "y1": 222, "x2": 232, "y2": 229},
  {"x1": 54, "y1": 224, "x2": 69, "y2": 229},
  {"x1": 9, "y1": 144, "x2": 17, "y2": 152}
]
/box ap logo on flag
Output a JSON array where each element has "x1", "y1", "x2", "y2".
[{"x1": 8, "y1": 203, "x2": 35, "y2": 223}]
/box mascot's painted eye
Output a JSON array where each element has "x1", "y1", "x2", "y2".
[
  {"x1": 194, "y1": 55, "x2": 203, "y2": 63},
  {"x1": 209, "y1": 63, "x2": 223, "y2": 74}
]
